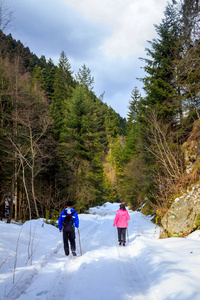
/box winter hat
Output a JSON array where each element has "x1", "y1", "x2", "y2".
[
  {"x1": 67, "y1": 200, "x2": 73, "y2": 207},
  {"x1": 120, "y1": 203, "x2": 126, "y2": 210}
]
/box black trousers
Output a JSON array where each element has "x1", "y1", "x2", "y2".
[
  {"x1": 117, "y1": 227, "x2": 126, "y2": 243},
  {"x1": 63, "y1": 229, "x2": 76, "y2": 255}
]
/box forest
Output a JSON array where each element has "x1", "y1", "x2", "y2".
[{"x1": 0, "y1": 0, "x2": 200, "y2": 225}]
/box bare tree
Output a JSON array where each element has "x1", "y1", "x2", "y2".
[
  {"x1": 0, "y1": 56, "x2": 22, "y2": 223},
  {"x1": 142, "y1": 110, "x2": 185, "y2": 215},
  {"x1": 0, "y1": 52, "x2": 55, "y2": 221},
  {"x1": 9, "y1": 79, "x2": 54, "y2": 219},
  {"x1": 0, "y1": 0, "x2": 14, "y2": 31}
]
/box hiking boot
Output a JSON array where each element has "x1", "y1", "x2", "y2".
[
  {"x1": 123, "y1": 242, "x2": 125, "y2": 246},
  {"x1": 72, "y1": 251, "x2": 77, "y2": 256}
]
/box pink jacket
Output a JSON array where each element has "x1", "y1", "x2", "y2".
[{"x1": 113, "y1": 209, "x2": 130, "y2": 228}]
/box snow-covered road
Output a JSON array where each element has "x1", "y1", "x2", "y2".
[{"x1": 1, "y1": 202, "x2": 200, "y2": 300}]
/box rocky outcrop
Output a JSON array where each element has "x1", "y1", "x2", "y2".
[
  {"x1": 161, "y1": 120, "x2": 200, "y2": 237},
  {"x1": 161, "y1": 183, "x2": 200, "y2": 236},
  {"x1": 183, "y1": 120, "x2": 200, "y2": 175}
]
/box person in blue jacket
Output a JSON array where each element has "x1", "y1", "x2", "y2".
[{"x1": 58, "y1": 201, "x2": 79, "y2": 256}]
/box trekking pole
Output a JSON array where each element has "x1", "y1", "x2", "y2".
[
  {"x1": 77, "y1": 228, "x2": 82, "y2": 256},
  {"x1": 127, "y1": 227, "x2": 129, "y2": 243}
]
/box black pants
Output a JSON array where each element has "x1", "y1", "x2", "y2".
[
  {"x1": 117, "y1": 227, "x2": 126, "y2": 243},
  {"x1": 63, "y1": 229, "x2": 76, "y2": 255}
]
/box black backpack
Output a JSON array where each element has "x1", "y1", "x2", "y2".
[{"x1": 63, "y1": 210, "x2": 75, "y2": 231}]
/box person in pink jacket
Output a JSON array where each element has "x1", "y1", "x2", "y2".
[{"x1": 113, "y1": 203, "x2": 130, "y2": 246}]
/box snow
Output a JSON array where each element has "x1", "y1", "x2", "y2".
[{"x1": 0, "y1": 202, "x2": 200, "y2": 300}]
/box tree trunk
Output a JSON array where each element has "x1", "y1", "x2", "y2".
[
  {"x1": 30, "y1": 128, "x2": 39, "y2": 218},
  {"x1": 14, "y1": 160, "x2": 18, "y2": 222},
  {"x1": 7, "y1": 163, "x2": 14, "y2": 223},
  {"x1": 20, "y1": 157, "x2": 32, "y2": 220}
]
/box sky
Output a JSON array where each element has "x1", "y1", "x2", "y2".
[
  {"x1": 4, "y1": 0, "x2": 168, "y2": 118},
  {"x1": 1, "y1": 202, "x2": 200, "y2": 300}
]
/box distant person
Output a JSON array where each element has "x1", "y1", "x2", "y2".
[
  {"x1": 58, "y1": 201, "x2": 79, "y2": 256},
  {"x1": 113, "y1": 203, "x2": 130, "y2": 246}
]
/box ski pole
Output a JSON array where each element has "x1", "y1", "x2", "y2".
[
  {"x1": 127, "y1": 227, "x2": 129, "y2": 243},
  {"x1": 77, "y1": 228, "x2": 82, "y2": 256}
]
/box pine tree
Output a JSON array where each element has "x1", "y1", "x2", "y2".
[
  {"x1": 60, "y1": 85, "x2": 106, "y2": 210},
  {"x1": 50, "y1": 51, "x2": 74, "y2": 141},
  {"x1": 104, "y1": 107, "x2": 122, "y2": 139},
  {"x1": 76, "y1": 64, "x2": 94, "y2": 91},
  {"x1": 172, "y1": 0, "x2": 200, "y2": 125},
  {"x1": 180, "y1": 0, "x2": 200, "y2": 42},
  {"x1": 42, "y1": 58, "x2": 56, "y2": 100},
  {"x1": 141, "y1": 4, "x2": 183, "y2": 124},
  {"x1": 126, "y1": 87, "x2": 142, "y2": 133},
  {"x1": 122, "y1": 4, "x2": 185, "y2": 210}
]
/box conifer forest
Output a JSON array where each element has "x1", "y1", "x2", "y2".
[{"x1": 1, "y1": 0, "x2": 200, "y2": 224}]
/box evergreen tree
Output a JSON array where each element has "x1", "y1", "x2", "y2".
[
  {"x1": 105, "y1": 107, "x2": 122, "y2": 139},
  {"x1": 141, "y1": 4, "x2": 183, "y2": 124},
  {"x1": 76, "y1": 64, "x2": 94, "y2": 91},
  {"x1": 122, "y1": 4, "x2": 185, "y2": 211},
  {"x1": 50, "y1": 51, "x2": 74, "y2": 141},
  {"x1": 42, "y1": 58, "x2": 56, "y2": 100},
  {"x1": 126, "y1": 87, "x2": 142, "y2": 133},
  {"x1": 172, "y1": 0, "x2": 200, "y2": 127},
  {"x1": 180, "y1": 0, "x2": 200, "y2": 42},
  {"x1": 60, "y1": 85, "x2": 105, "y2": 210}
]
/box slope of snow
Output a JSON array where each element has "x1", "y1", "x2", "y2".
[{"x1": 0, "y1": 202, "x2": 200, "y2": 300}]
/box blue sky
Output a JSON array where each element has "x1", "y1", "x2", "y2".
[{"x1": 5, "y1": 0, "x2": 168, "y2": 118}]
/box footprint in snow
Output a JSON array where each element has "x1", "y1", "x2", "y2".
[{"x1": 36, "y1": 290, "x2": 49, "y2": 296}]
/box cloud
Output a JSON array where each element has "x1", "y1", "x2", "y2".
[
  {"x1": 62, "y1": 0, "x2": 167, "y2": 58},
  {"x1": 6, "y1": 0, "x2": 168, "y2": 118},
  {"x1": 88, "y1": 55, "x2": 145, "y2": 118},
  {"x1": 6, "y1": 0, "x2": 110, "y2": 60}
]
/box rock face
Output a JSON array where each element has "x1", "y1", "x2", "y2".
[
  {"x1": 183, "y1": 121, "x2": 200, "y2": 175},
  {"x1": 161, "y1": 120, "x2": 200, "y2": 237},
  {"x1": 161, "y1": 184, "x2": 200, "y2": 236}
]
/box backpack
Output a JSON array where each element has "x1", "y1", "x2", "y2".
[{"x1": 63, "y1": 210, "x2": 75, "y2": 231}]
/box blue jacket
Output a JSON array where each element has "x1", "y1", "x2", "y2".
[{"x1": 58, "y1": 208, "x2": 79, "y2": 230}]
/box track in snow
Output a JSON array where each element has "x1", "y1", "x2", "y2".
[{"x1": 15, "y1": 212, "x2": 158, "y2": 300}]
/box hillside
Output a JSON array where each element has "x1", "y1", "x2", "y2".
[{"x1": 0, "y1": 30, "x2": 127, "y2": 220}]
